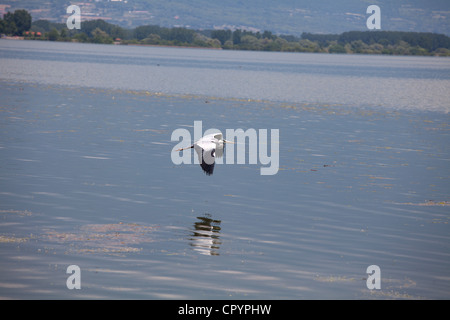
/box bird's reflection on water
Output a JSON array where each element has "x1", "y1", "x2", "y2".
[{"x1": 189, "y1": 214, "x2": 221, "y2": 256}]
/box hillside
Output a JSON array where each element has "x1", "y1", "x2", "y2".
[{"x1": 1, "y1": 0, "x2": 449, "y2": 36}]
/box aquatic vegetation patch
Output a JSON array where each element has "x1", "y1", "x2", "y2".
[{"x1": 44, "y1": 222, "x2": 158, "y2": 255}]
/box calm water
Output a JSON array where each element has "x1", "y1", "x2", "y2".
[{"x1": 0, "y1": 40, "x2": 449, "y2": 299}]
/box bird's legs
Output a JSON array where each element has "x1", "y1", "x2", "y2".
[{"x1": 175, "y1": 145, "x2": 194, "y2": 152}]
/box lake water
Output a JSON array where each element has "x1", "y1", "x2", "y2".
[{"x1": 0, "y1": 39, "x2": 449, "y2": 299}]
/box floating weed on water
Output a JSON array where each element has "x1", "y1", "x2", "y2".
[
  {"x1": 431, "y1": 219, "x2": 449, "y2": 224},
  {"x1": 0, "y1": 210, "x2": 34, "y2": 244},
  {"x1": 367, "y1": 290, "x2": 424, "y2": 300},
  {"x1": 0, "y1": 235, "x2": 29, "y2": 243},
  {"x1": 395, "y1": 200, "x2": 450, "y2": 206},
  {"x1": 44, "y1": 222, "x2": 158, "y2": 255},
  {"x1": 367, "y1": 176, "x2": 395, "y2": 180},
  {"x1": 0, "y1": 209, "x2": 33, "y2": 216},
  {"x1": 133, "y1": 128, "x2": 168, "y2": 134},
  {"x1": 280, "y1": 105, "x2": 297, "y2": 110},
  {"x1": 314, "y1": 275, "x2": 358, "y2": 283},
  {"x1": 364, "y1": 277, "x2": 424, "y2": 300}
]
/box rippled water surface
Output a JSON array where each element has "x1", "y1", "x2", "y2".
[{"x1": 0, "y1": 40, "x2": 449, "y2": 299}]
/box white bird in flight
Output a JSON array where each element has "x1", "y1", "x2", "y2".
[{"x1": 175, "y1": 132, "x2": 234, "y2": 176}]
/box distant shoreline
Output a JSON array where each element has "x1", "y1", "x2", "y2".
[
  {"x1": 2, "y1": 9, "x2": 450, "y2": 56},
  {"x1": 5, "y1": 36, "x2": 450, "y2": 58},
  {"x1": 1, "y1": 36, "x2": 25, "y2": 40},
  {"x1": 124, "y1": 42, "x2": 223, "y2": 50},
  {"x1": 0, "y1": 36, "x2": 224, "y2": 51}
]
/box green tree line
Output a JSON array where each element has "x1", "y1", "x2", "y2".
[
  {"x1": 0, "y1": 9, "x2": 32, "y2": 36},
  {"x1": 2, "y1": 9, "x2": 450, "y2": 56}
]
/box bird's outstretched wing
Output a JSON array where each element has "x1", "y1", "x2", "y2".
[
  {"x1": 200, "y1": 149, "x2": 215, "y2": 175},
  {"x1": 194, "y1": 142, "x2": 216, "y2": 176}
]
